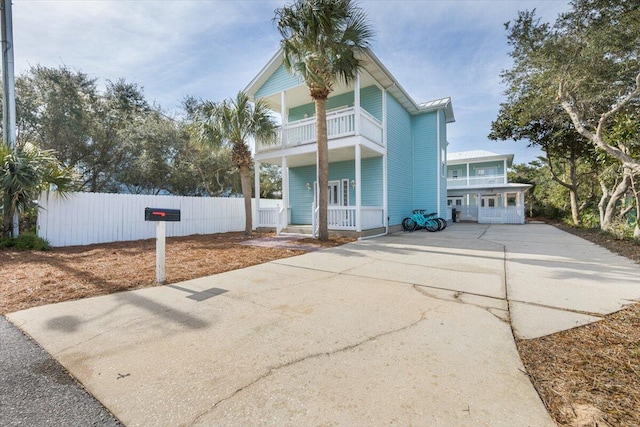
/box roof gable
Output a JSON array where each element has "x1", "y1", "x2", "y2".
[{"x1": 245, "y1": 48, "x2": 454, "y2": 123}]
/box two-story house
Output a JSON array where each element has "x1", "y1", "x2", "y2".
[
  {"x1": 245, "y1": 49, "x2": 454, "y2": 237},
  {"x1": 446, "y1": 150, "x2": 531, "y2": 224}
]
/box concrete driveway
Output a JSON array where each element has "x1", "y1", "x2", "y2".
[{"x1": 8, "y1": 224, "x2": 640, "y2": 426}]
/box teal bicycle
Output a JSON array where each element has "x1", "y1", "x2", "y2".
[{"x1": 402, "y1": 210, "x2": 447, "y2": 232}]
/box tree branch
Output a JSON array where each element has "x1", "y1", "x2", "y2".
[{"x1": 559, "y1": 76, "x2": 640, "y2": 174}]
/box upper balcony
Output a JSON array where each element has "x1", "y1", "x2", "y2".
[
  {"x1": 447, "y1": 175, "x2": 507, "y2": 188},
  {"x1": 256, "y1": 106, "x2": 383, "y2": 153}
]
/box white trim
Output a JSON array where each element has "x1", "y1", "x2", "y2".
[
  {"x1": 382, "y1": 89, "x2": 388, "y2": 234},
  {"x1": 355, "y1": 144, "x2": 362, "y2": 232},
  {"x1": 254, "y1": 160, "x2": 260, "y2": 230},
  {"x1": 354, "y1": 71, "x2": 361, "y2": 136},
  {"x1": 282, "y1": 156, "x2": 289, "y2": 227},
  {"x1": 436, "y1": 111, "x2": 441, "y2": 217}
]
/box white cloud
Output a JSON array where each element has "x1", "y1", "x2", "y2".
[{"x1": 12, "y1": 0, "x2": 569, "y2": 162}]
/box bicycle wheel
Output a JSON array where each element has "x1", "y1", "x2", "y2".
[
  {"x1": 402, "y1": 217, "x2": 417, "y2": 232},
  {"x1": 425, "y1": 219, "x2": 439, "y2": 232},
  {"x1": 436, "y1": 218, "x2": 447, "y2": 230}
]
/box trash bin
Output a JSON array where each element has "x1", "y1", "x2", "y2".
[{"x1": 452, "y1": 208, "x2": 457, "y2": 223}]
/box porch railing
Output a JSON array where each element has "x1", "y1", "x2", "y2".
[
  {"x1": 447, "y1": 175, "x2": 507, "y2": 188},
  {"x1": 311, "y1": 204, "x2": 384, "y2": 236},
  {"x1": 257, "y1": 206, "x2": 291, "y2": 234},
  {"x1": 478, "y1": 206, "x2": 524, "y2": 224},
  {"x1": 257, "y1": 106, "x2": 383, "y2": 152}
]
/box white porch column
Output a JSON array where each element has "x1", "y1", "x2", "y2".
[
  {"x1": 280, "y1": 91, "x2": 287, "y2": 146},
  {"x1": 354, "y1": 71, "x2": 361, "y2": 135},
  {"x1": 466, "y1": 163, "x2": 470, "y2": 186},
  {"x1": 503, "y1": 158, "x2": 507, "y2": 184},
  {"x1": 254, "y1": 159, "x2": 260, "y2": 229},
  {"x1": 355, "y1": 144, "x2": 362, "y2": 232},
  {"x1": 382, "y1": 88, "x2": 388, "y2": 232},
  {"x1": 282, "y1": 156, "x2": 289, "y2": 227}
]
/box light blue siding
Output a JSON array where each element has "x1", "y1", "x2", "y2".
[
  {"x1": 287, "y1": 85, "x2": 381, "y2": 122},
  {"x1": 289, "y1": 165, "x2": 316, "y2": 224},
  {"x1": 289, "y1": 91, "x2": 354, "y2": 122},
  {"x1": 469, "y1": 160, "x2": 504, "y2": 176},
  {"x1": 411, "y1": 112, "x2": 438, "y2": 213},
  {"x1": 360, "y1": 86, "x2": 382, "y2": 122},
  {"x1": 447, "y1": 164, "x2": 467, "y2": 178},
  {"x1": 329, "y1": 160, "x2": 355, "y2": 206},
  {"x1": 288, "y1": 158, "x2": 383, "y2": 225},
  {"x1": 255, "y1": 64, "x2": 304, "y2": 99},
  {"x1": 386, "y1": 93, "x2": 413, "y2": 226},
  {"x1": 439, "y1": 110, "x2": 448, "y2": 216},
  {"x1": 362, "y1": 157, "x2": 383, "y2": 206}
]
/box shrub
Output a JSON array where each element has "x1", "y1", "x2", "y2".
[{"x1": 0, "y1": 232, "x2": 51, "y2": 251}]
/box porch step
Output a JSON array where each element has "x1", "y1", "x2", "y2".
[{"x1": 281, "y1": 225, "x2": 313, "y2": 235}]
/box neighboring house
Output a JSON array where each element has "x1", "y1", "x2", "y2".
[
  {"x1": 245, "y1": 49, "x2": 454, "y2": 237},
  {"x1": 446, "y1": 150, "x2": 532, "y2": 224}
]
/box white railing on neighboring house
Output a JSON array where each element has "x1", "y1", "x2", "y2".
[
  {"x1": 478, "y1": 206, "x2": 525, "y2": 224},
  {"x1": 455, "y1": 205, "x2": 479, "y2": 221},
  {"x1": 37, "y1": 191, "x2": 283, "y2": 247},
  {"x1": 447, "y1": 175, "x2": 507, "y2": 188},
  {"x1": 257, "y1": 106, "x2": 383, "y2": 152}
]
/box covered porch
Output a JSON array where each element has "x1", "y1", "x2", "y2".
[
  {"x1": 254, "y1": 141, "x2": 387, "y2": 237},
  {"x1": 447, "y1": 184, "x2": 532, "y2": 225}
]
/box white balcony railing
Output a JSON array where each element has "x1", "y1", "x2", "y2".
[
  {"x1": 478, "y1": 206, "x2": 525, "y2": 224},
  {"x1": 257, "y1": 106, "x2": 383, "y2": 152},
  {"x1": 447, "y1": 175, "x2": 507, "y2": 188}
]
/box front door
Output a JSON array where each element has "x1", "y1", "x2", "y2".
[
  {"x1": 328, "y1": 181, "x2": 340, "y2": 206},
  {"x1": 481, "y1": 196, "x2": 498, "y2": 208}
]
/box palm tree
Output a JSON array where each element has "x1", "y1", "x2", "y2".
[
  {"x1": 1, "y1": 143, "x2": 76, "y2": 237},
  {"x1": 193, "y1": 91, "x2": 276, "y2": 237},
  {"x1": 275, "y1": 0, "x2": 373, "y2": 241}
]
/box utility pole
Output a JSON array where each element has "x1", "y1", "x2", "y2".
[{"x1": 1, "y1": 0, "x2": 18, "y2": 237}]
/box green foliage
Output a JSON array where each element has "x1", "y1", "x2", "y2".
[
  {"x1": 275, "y1": 0, "x2": 374, "y2": 96},
  {"x1": 494, "y1": 0, "x2": 640, "y2": 227},
  {"x1": 1, "y1": 143, "x2": 76, "y2": 237},
  {"x1": 0, "y1": 232, "x2": 50, "y2": 251},
  {"x1": 191, "y1": 91, "x2": 278, "y2": 236}
]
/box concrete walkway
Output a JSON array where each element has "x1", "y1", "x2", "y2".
[{"x1": 7, "y1": 224, "x2": 640, "y2": 426}]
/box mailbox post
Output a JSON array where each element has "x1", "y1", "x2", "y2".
[{"x1": 145, "y1": 208, "x2": 180, "y2": 283}]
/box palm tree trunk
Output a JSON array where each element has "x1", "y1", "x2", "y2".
[
  {"x1": 315, "y1": 97, "x2": 329, "y2": 241},
  {"x1": 239, "y1": 165, "x2": 253, "y2": 237}
]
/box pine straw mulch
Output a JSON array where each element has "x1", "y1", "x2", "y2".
[
  {"x1": 517, "y1": 222, "x2": 640, "y2": 427},
  {"x1": 0, "y1": 232, "x2": 353, "y2": 315}
]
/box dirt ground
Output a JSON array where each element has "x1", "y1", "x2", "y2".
[
  {"x1": 0, "y1": 232, "x2": 351, "y2": 314},
  {"x1": 1, "y1": 226, "x2": 639, "y2": 426}
]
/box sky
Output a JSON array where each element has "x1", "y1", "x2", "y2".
[{"x1": 14, "y1": 0, "x2": 572, "y2": 164}]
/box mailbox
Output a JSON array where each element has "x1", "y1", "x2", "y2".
[{"x1": 145, "y1": 207, "x2": 181, "y2": 222}]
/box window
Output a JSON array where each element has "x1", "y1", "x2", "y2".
[{"x1": 342, "y1": 179, "x2": 349, "y2": 206}]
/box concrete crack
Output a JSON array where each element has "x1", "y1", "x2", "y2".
[
  {"x1": 186, "y1": 313, "x2": 427, "y2": 426},
  {"x1": 412, "y1": 284, "x2": 509, "y2": 322}
]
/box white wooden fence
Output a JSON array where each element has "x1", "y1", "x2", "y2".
[{"x1": 37, "y1": 191, "x2": 281, "y2": 247}]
